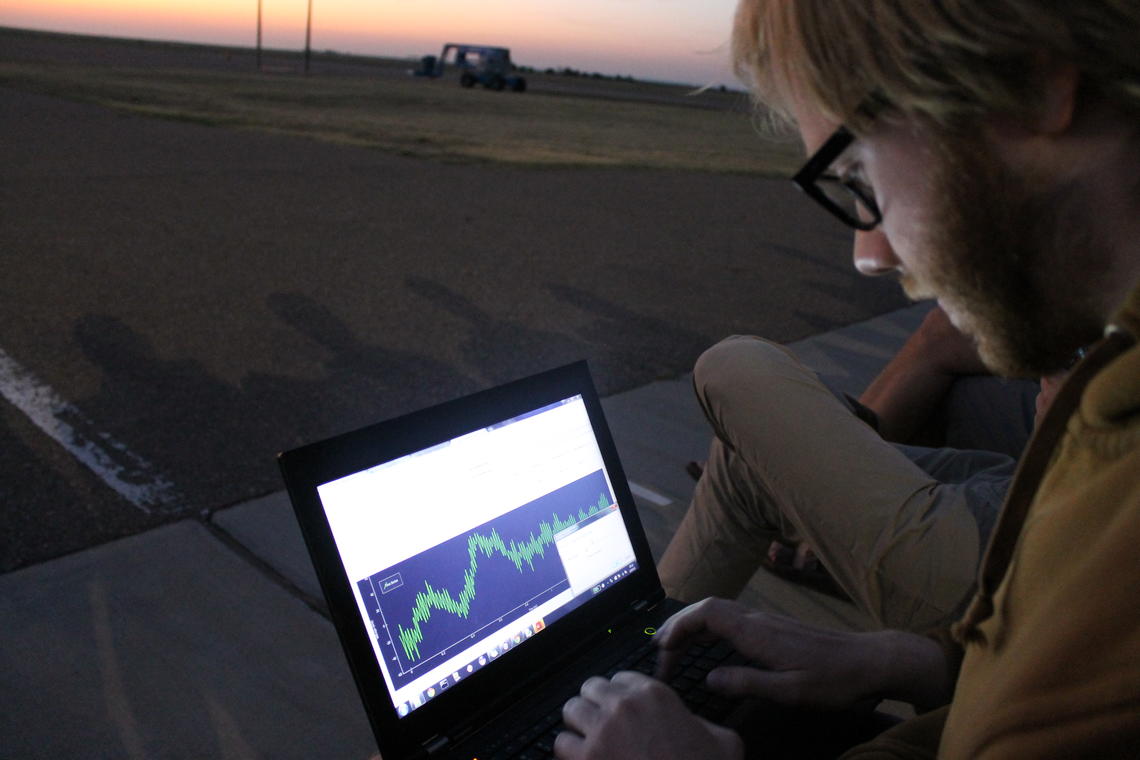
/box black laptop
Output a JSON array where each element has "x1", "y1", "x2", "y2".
[{"x1": 278, "y1": 361, "x2": 740, "y2": 759}]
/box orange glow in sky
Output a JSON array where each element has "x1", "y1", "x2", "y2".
[{"x1": 0, "y1": 0, "x2": 739, "y2": 85}]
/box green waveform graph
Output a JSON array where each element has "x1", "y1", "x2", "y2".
[{"x1": 395, "y1": 492, "x2": 613, "y2": 662}]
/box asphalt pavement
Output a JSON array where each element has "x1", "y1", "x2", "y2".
[{"x1": 0, "y1": 78, "x2": 907, "y2": 571}]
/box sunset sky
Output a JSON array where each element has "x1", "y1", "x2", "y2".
[{"x1": 0, "y1": 0, "x2": 742, "y2": 86}]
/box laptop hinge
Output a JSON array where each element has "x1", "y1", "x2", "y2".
[{"x1": 423, "y1": 735, "x2": 449, "y2": 755}]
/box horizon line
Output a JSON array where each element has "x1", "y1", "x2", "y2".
[{"x1": 0, "y1": 24, "x2": 740, "y2": 90}]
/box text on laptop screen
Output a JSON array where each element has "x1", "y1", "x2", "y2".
[{"x1": 315, "y1": 394, "x2": 638, "y2": 718}]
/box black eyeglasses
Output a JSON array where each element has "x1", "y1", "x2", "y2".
[{"x1": 792, "y1": 125, "x2": 882, "y2": 231}]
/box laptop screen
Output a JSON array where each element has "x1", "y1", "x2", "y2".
[{"x1": 314, "y1": 393, "x2": 639, "y2": 719}]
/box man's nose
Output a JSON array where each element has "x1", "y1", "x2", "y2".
[{"x1": 853, "y1": 228, "x2": 899, "y2": 276}]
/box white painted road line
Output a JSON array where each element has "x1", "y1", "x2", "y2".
[
  {"x1": 627, "y1": 480, "x2": 672, "y2": 507},
  {"x1": 0, "y1": 346, "x2": 178, "y2": 513}
]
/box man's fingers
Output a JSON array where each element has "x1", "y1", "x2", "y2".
[
  {"x1": 579, "y1": 670, "x2": 657, "y2": 706},
  {"x1": 552, "y1": 728, "x2": 585, "y2": 759},
  {"x1": 656, "y1": 601, "x2": 761, "y2": 679},
  {"x1": 609, "y1": 669, "x2": 651, "y2": 688},
  {"x1": 578, "y1": 675, "x2": 617, "y2": 703},
  {"x1": 705, "y1": 665, "x2": 798, "y2": 701},
  {"x1": 654, "y1": 598, "x2": 741, "y2": 677},
  {"x1": 661, "y1": 598, "x2": 756, "y2": 646},
  {"x1": 562, "y1": 694, "x2": 602, "y2": 734},
  {"x1": 657, "y1": 598, "x2": 716, "y2": 644}
]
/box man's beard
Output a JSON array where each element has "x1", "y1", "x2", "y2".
[{"x1": 903, "y1": 132, "x2": 1107, "y2": 377}]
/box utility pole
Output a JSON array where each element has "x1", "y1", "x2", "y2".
[
  {"x1": 304, "y1": 0, "x2": 313, "y2": 75},
  {"x1": 256, "y1": 0, "x2": 262, "y2": 70}
]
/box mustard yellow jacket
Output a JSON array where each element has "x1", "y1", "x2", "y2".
[{"x1": 846, "y1": 280, "x2": 1140, "y2": 758}]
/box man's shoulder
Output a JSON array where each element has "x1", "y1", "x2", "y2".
[{"x1": 1080, "y1": 328, "x2": 1140, "y2": 433}]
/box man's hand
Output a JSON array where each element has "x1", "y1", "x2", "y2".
[
  {"x1": 1035, "y1": 370, "x2": 1067, "y2": 427},
  {"x1": 911, "y1": 305, "x2": 990, "y2": 377},
  {"x1": 859, "y1": 304, "x2": 989, "y2": 443},
  {"x1": 655, "y1": 598, "x2": 953, "y2": 711},
  {"x1": 555, "y1": 671, "x2": 743, "y2": 760},
  {"x1": 553, "y1": 599, "x2": 952, "y2": 758}
]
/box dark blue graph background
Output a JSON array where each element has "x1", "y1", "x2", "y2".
[{"x1": 358, "y1": 469, "x2": 613, "y2": 689}]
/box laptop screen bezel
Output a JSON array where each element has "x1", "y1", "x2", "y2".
[{"x1": 278, "y1": 361, "x2": 664, "y2": 757}]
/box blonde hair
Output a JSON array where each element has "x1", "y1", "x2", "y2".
[{"x1": 733, "y1": 0, "x2": 1140, "y2": 133}]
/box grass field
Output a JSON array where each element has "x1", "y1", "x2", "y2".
[{"x1": 0, "y1": 53, "x2": 802, "y2": 175}]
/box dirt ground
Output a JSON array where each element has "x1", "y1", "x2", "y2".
[
  {"x1": 0, "y1": 27, "x2": 802, "y2": 175},
  {"x1": 0, "y1": 26, "x2": 748, "y2": 110}
]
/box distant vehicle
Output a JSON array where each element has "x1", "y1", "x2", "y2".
[{"x1": 412, "y1": 43, "x2": 527, "y2": 92}]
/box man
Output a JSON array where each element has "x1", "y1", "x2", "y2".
[{"x1": 554, "y1": 1, "x2": 1140, "y2": 757}]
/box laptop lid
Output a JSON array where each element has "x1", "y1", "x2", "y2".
[{"x1": 278, "y1": 361, "x2": 667, "y2": 758}]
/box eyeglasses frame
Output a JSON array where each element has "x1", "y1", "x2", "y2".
[{"x1": 791, "y1": 125, "x2": 882, "y2": 231}]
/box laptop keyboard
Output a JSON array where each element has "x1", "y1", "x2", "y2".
[{"x1": 480, "y1": 638, "x2": 740, "y2": 759}]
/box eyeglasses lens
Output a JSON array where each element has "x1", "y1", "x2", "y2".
[{"x1": 817, "y1": 176, "x2": 876, "y2": 226}]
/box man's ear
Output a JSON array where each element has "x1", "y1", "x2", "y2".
[
  {"x1": 1035, "y1": 58, "x2": 1079, "y2": 135},
  {"x1": 987, "y1": 58, "x2": 1078, "y2": 148}
]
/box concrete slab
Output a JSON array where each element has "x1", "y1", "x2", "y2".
[
  {"x1": 790, "y1": 302, "x2": 929, "y2": 396},
  {"x1": 603, "y1": 376, "x2": 710, "y2": 499},
  {"x1": 212, "y1": 490, "x2": 323, "y2": 602},
  {"x1": 0, "y1": 521, "x2": 375, "y2": 760}
]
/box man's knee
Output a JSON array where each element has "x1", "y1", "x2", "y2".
[
  {"x1": 693, "y1": 336, "x2": 805, "y2": 410},
  {"x1": 694, "y1": 335, "x2": 799, "y2": 386}
]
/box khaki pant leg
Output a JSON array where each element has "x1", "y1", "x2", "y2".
[
  {"x1": 658, "y1": 336, "x2": 982, "y2": 631},
  {"x1": 657, "y1": 435, "x2": 789, "y2": 604}
]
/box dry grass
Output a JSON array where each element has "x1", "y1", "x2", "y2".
[{"x1": 0, "y1": 60, "x2": 802, "y2": 175}]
